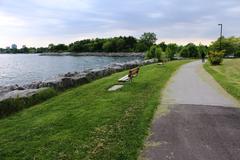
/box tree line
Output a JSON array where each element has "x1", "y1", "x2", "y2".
[
  {"x1": 145, "y1": 36, "x2": 240, "y2": 61},
  {"x1": 1, "y1": 33, "x2": 239, "y2": 59},
  {"x1": 0, "y1": 33, "x2": 157, "y2": 54}
]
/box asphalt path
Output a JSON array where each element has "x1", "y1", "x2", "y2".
[{"x1": 141, "y1": 61, "x2": 240, "y2": 160}]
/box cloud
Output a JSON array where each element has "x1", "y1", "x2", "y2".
[
  {"x1": 0, "y1": 0, "x2": 239, "y2": 47},
  {"x1": 148, "y1": 13, "x2": 165, "y2": 19},
  {"x1": 0, "y1": 11, "x2": 26, "y2": 27}
]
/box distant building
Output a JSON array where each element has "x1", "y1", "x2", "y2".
[{"x1": 11, "y1": 44, "x2": 17, "y2": 49}]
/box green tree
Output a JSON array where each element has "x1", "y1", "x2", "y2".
[
  {"x1": 179, "y1": 43, "x2": 199, "y2": 58},
  {"x1": 48, "y1": 44, "x2": 55, "y2": 52},
  {"x1": 135, "y1": 41, "x2": 148, "y2": 52},
  {"x1": 187, "y1": 43, "x2": 199, "y2": 57},
  {"x1": 139, "y1": 32, "x2": 157, "y2": 49},
  {"x1": 20, "y1": 45, "x2": 29, "y2": 53},
  {"x1": 145, "y1": 45, "x2": 165, "y2": 62},
  {"x1": 209, "y1": 36, "x2": 240, "y2": 57},
  {"x1": 36, "y1": 47, "x2": 48, "y2": 53},
  {"x1": 198, "y1": 44, "x2": 207, "y2": 58},
  {"x1": 103, "y1": 41, "x2": 114, "y2": 52},
  {"x1": 54, "y1": 44, "x2": 68, "y2": 52},
  {"x1": 165, "y1": 43, "x2": 178, "y2": 60},
  {"x1": 159, "y1": 42, "x2": 167, "y2": 52},
  {"x1": 179, "y1": 47, "x2": 189, "y2": 58}
]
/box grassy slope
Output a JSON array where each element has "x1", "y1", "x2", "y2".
[
  {"x1": 0, "y1": 61, "x2": 189, "y2": 160},
  {"x1": 204, "y1": 59, "x2": 240, "y2": 101}
]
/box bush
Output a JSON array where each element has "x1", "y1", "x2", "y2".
[
  {"x1": 0, "y1": 88, "x2": 57, "y2": 118},
  {"x1": 145, "y1": 45, "x2": 166, "y2": 62},
  {"x1": 208, "y1": 51, "x2": 224, "y2": 65}
]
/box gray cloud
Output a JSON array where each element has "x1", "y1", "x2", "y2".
[{"x1": 0, "y1": 0, "x2": 239, "y2": 47}]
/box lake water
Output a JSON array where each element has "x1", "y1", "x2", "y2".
[{"x1": 0, "y1": 54, "x2": 141, "y2": 86}]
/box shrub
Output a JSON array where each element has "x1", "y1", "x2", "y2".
[
  {"x1": 145, "y1": 45, "x2": 166, "y2": 62},
  {"x1": 208, "y1": 51, "x2": 224, "y2": 65},
  {"x1": 0, "y1": 88, "x2": 57, "y2": 118}
]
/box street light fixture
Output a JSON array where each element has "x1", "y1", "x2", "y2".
[{"x1": 218, "y1": 24, "x2": 223, "y2": 51}]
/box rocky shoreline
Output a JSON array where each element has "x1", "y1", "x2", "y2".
[
  {"x1": 40, "y1": 52, "x2": 145, "y2": 57},
  {"x1": 0, "y1": 59, "x2": 157, "y2": 102}
]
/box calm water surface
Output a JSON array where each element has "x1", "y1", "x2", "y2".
[{"x1": 0, "y1": 54, "x2": 141, "y2": 86}]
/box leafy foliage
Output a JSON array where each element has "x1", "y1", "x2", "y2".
[
  {"x1": 0, "y1": 33, "x2": 156, "y2": 54},
  {"x1": 179, "y1": 43, "x2": 199, "y2": 58},
  {"x1": 146, "y1": 45, "x2": 166, "y2": 62},
  {"x1": 48, "y1": 44, "x2": 68, "y2": 52},
  {"x1": 158, "y1": 42, "x2": 167, "y2": 52},
  {"x1": 208, "y1": 51, "x2": 225, "y2": 65},
  {"x1": 139, "y1": 32, "x2": 157, "y2": 49},
  {"x1": 209, "y1": 36, "x2": 240, "y2": 57},
  {"x1": 165, "y1": 43, "x2": 178, "y2": 60},
  {"x1": 198, "y1": 44, "x2": 208, "y2": 58}
]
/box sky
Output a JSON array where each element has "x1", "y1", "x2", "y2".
[{"x1": 0, "y1": 0, "x2": 239, "y2": 48}]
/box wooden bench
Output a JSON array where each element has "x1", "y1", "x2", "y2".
[{"x1": 118, "y1": 67, "x2": 140, "y2": 82}]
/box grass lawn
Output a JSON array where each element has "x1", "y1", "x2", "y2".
[
  {"x1": 0, "y1": 60, "x2": 189, "y2": 160},
  {"x1": 204, "y1": 59, "x2": 240, "y2": 101}
]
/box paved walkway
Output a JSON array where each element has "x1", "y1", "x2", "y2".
[
  {"x1": 162, "y1": 61, "x2": 239, "y2": 107},
  {"x1": 140, "y1": 61, "x2": 240, "y2": 160}
]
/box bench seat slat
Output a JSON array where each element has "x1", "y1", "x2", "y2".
[{"x1": 118, "y1": 75, "x2": 129, "y2": 82}]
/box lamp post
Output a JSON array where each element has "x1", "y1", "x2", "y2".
[{"x1": 218, "y1": 24, "x2": 223, "y2": 51}]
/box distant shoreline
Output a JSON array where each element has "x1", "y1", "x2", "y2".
[
  {"x1": 40, "y1": 52, "x2": 145, "y2": 57},
  {"x1": 0, "y1": 52, "x2": 145, "y2": 57}
]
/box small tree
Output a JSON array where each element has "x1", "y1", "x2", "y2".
[
  {"x1": 165, "y1": 43, "x2": 178, "y2": 60},
  {"x1": 179, "y1": 47, "x2": 189, "y2": 58},
  {"x1": 145, "y1": 45, "x2": 165, "y2": 62}
]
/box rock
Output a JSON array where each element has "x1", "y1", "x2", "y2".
[
  {"x1": 61, "y1": 77, "x2": 75, "y2": 88},
  {"x1": 108, "y1": 85, "x2": 124, "y2": 91},
  {"x1": 0, "y1": 88, "x2": 49, "y2": 101},
  {"x1": 16, "y1": 86, "x2": 25, "y2": 90},
  {"x1": 23, "y1": 82, "x2": 41, "y2": 89},
  {"x1": 0, "y1": 58, "x2": 157, "y2": 102},
  {"x1": 143, "y1": 58, "x2": 158, "y2": 65},
  {"x1": 71, "y1": 74, "x2": 89, "y2": 86},
  {"x1": 0, "y1": 85, "x2": 20, "y2": 97}
]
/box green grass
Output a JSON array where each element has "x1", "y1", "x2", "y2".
[
  {"x1": 204, "y1": 59, "x2": 240, "y2": 101},
  {"x1": 0, "y1": 60, "x2": 190, "y2": 160}
]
